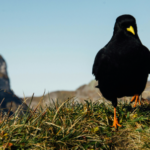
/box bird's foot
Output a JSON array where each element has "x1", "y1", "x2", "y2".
[
  {"x1": 111, "y1": 117, "x2": 122, "y2": 129},
  {"x1": 130, "y1": 94, "x2": 141, "y2": 107}
]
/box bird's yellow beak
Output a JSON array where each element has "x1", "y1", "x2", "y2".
[{"x1": 126, "y1": 26, "x2": 135, "y2": 35}]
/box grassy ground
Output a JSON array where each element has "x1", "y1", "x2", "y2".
[{"x1": 0, "y1": 95, "x2": 150, "y2": 150}]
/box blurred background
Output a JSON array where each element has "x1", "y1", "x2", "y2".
[{"x1": 0, "y1": 0, "x2": 150, "y2": 97}]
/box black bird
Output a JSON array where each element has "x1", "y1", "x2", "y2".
[{"x1": 92, "y1": 15, "x2": 150, "y2": 129}]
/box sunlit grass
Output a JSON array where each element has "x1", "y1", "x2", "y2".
[{"x1": 0, "y1": 94, "x2": 150, "y2": 149}]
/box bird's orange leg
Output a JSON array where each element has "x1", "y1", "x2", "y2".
[
  {"x1": 111, "y1": 107, "x2": 122, "y2": 129},
  {"x1": 130, "y1": 94, "x2": 141, "y2": 107}
]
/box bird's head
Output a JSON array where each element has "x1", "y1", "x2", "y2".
[{"x1": 114, "y1": 15, "x2": 138, "y2": 37}]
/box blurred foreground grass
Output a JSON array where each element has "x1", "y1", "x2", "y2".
[{"x1": 0, "y1": 95, "x2": 150, "y2": 150}]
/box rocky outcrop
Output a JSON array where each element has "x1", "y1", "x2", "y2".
[
  {"x1": 76, "y1": 80, "x2": 100, "y2": 103},
  {"x1": 0, "y1": 90, "x2": 28, "y2": 116},
  {"x1": 0, "y1": 55, "x2": 28, "y2": 116},
  {"x1": 0, "y1": 55, "x2": 11, "y2": 92}
]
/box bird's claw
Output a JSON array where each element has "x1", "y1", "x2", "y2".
[{"x1": 111, "y1": 117, "x2": 122, "y2": 129}]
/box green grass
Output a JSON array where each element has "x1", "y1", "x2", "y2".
[{"x1": 0, "y1": 96, "x2": 150, "y2": 150}]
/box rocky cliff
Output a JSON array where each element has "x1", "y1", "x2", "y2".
[
  {"x1": 0, "y1": 55, "x2": 11, "y2": 92},
  {"x1": 0, "y1": 55, "x2": 28, "y2": 116}
]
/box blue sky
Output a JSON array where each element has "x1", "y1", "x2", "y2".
[{"x1": 0, "y1": 1, "x2": 150, "y2": 97}]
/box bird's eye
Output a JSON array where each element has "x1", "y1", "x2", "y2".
[{"x1": 126, "y1": 26, "x2": 135, "y2": 35}]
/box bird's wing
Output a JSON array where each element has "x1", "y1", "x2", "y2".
[
  {"x1": 92, "y1": 36, "x2": 114, "y2": 78},
  {"x1": 92, "y1": 48, "x2": 117, "y2": 80},
  {"x1": 92, "y1": 48, "x2": 104, "y2": 78},
  {"x1": 140, "y1": 45, "x2": 150, "y2": 74}
]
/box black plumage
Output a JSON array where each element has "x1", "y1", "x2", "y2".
[{"x1": 92, "y1": 14, "x2": 150, "y2": 128}]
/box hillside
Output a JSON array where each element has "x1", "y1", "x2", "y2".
[{"x1": 25, "y1": 80, "x2": 150, "y2": 109}]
